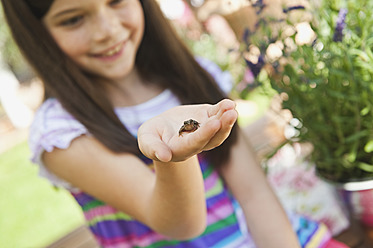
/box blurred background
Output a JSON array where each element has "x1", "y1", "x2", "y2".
[
  {"x1": 0, "y1": 1, "x2": 277, "y2": 246},
  {"x1": 3, "y1": 0, "x2": 369, "y2": 247}
]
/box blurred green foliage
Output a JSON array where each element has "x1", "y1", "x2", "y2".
[
  {"x1": 245, "y1": 0, "x2": 373, "y2": 182},
  {"x1": 0, "y1": 3, "x2": 33, "y2": 82}
]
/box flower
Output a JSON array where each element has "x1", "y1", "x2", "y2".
[
  {"x1": 240, "y1": 0, "x2": 373, "y2": 182},
  {"x1": 251, "y1": 0, "x2": 266, "y2": 15},
  {"x1": 282, "y1": 5, "x2": 305, "y2": 14},
  {"x1": 244, "y1": 55, "x2": 265, "y2": 78},
  {"x1": 333, "y1": 8, "x2": 348, "y2": 42}
]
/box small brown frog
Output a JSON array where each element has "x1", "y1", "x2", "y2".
[{"x1": 178, "y1": 119, "x2": 200, "y2": 136}]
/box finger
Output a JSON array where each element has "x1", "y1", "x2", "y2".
[
  {"x1": 207, "y1": 99, "x2": 236, "y2": 118},
  {"x1": 138, "y1": 133, "x2": 173, "y2": 162},
  {"x1": 188, "y1": 118, "x2": 221, "y2": 146},
  {"x1": 170, "y1": 119, "x2": 221, "y2": 161},
  {"x1": 203, "y1": 108, "x2": 238, "y2": 151}
]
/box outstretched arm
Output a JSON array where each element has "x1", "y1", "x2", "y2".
[
  {"x1": 135, "y1": 99, "x2": 237, "y2": 238},
  {"x1": 221, "y1": 129, "x2": 301, "y2": 248},
  {"x1": 43, "y1": 99, "x2": 237, "y2": 240}
]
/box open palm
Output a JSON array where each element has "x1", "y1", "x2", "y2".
[{"x1": 138, "y1": 99, "x2": 237, "y2": 162}]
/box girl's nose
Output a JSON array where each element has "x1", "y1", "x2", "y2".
[{"x1": 91, "y1": 9, "x2": 121, "y2": 42}]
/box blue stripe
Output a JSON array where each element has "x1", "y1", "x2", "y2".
[{"x1": 211, "y1": 230, "x2": 243, "y2": 248}]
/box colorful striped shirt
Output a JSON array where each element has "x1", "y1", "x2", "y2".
[{"x1": 70, "y1": 154, "x2": 253, "y2": 248}]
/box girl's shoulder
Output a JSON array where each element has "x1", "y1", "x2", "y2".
[
  {"x1": 31, "y1": 98, "x2": 72, "y2": 122},
  {"x1": 29, "y1": 98, "x2": 87, "y2": 165}
]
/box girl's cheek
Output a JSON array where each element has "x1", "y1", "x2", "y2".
[{"x1": 57, "y1": 34, "x2": 88, "y2": 57}]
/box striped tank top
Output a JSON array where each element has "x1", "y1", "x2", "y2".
[{"x1": 71, "y1": 154, "x2": 252, "y2": 248}]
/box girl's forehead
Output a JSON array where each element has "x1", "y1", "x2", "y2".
[
  {"x1": 43, "y1": 0, "x2": 96, "y2": 20},
  {"x1": 45, "y1": 0, "x2": 117, "y2": 16},
  {"x1": 47, "y1": 0, "x2": 86, "y2": 11}
]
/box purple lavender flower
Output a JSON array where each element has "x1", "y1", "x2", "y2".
[
  {"x1": 283, "y1": 5, "x2": 305, "y2": 13},
  {"x1": 242, "y1": 28, "x2": 251, "y2": 46},
  {"x1": 244, "y1": 55, "x2": 265, "y2": 78},
  {"x1": 252, "y1": 0, "x2": 266, "y2": 15},
  {"x1": 333, "y1": 8, "x2": 348, "y2": 42}
]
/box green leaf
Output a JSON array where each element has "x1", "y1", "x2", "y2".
[
  {"x1": 345, "y1": 130, "x2": 370, "y2": 143},
  {"x1": 361, "y1": 106, "x2": 370, "y2": 116},
  {"x1": 364, "y1": 140, "x2": 373, "y2": 153},
  {"x1": 345, "y1": 152, "x2": 357, "y2": 163},
  {"x1": 358, "y1": 162, "x2": 373, "y2": 172}
]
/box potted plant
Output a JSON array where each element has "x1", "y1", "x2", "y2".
[{"x1": 240, "y1": 0, "x2": 373, "y2": 225}]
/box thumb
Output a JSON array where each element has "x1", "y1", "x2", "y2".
[{"x1": 138, "y1": 133, "x2": 172, "y2": 162}]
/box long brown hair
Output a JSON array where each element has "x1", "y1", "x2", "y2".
[{"x1": 1, "y1": 0, "x2": 237, "y2": 167}]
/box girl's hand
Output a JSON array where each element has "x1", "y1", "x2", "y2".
[{"x1": 138, "y1": 99, "x2": 237, "y2": 162}]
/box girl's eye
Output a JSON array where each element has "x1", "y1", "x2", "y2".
[
  {"x1": 109, "y1": 0, "x2": 125, "y2": 6},
  {"x1": 60, "y1": 16, "x2": 83, "y2": 27}
]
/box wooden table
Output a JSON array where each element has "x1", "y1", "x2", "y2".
[{"x1": 334, "y1": 219, "x2": 373, "y2": 248}]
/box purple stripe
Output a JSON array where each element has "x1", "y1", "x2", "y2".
[
  {"x1": 81, "y1": 194, "x2": 235, "y2": 239},
  {"x1": 43, "y1": 98, "x2": 59, "y2": 115},
  {"x1": 40, "y1": 127, "x2": 85, "y2": 143},
  {"x1": 91, "y1": 219, "x2": 242, "y2": 248},
  {"x1": 197, "y1": 154, "x2": 210, "y2": 172},
  {"x1": 136, "y1": 92, "x2": 177, "y2": 114},
  {"x1": 47, "y1": 115, "x2": 77, "y2": 121},
  {"x1": 206, "y1": 189, "x2": 230, "y2": 208},
  {"x1": 37, "y1": 99, "x2": 59, "y2": 131},
  {"x1": 87, "y1": 197, "x2": 237, "y2": 241},
  {"x1": 89, "y1": 219, "x2": 153, "y2": 239},
  {"x1": 116, "y1": 91, "x2": 177, "y2": 118},
  {"x1": 185, "y1": 222, "x2": 242, "y2": 247},
  {"x1": 72, "y1": 192, "x2": 97, "y2": 206}
]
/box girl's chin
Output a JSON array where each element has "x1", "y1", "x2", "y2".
[{"x1": 84, "y1": 68, "x2": 132, "y2": 81}]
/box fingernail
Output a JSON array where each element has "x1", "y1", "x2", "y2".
[{"x1": 155, "y1": 152, "x2": 160, "y2": 161}]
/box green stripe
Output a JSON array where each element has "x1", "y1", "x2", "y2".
[
  {"x1": 88, "y1": 212, "x2": 132, "y2": 226},
  {"x1": 202, "y1": 164, "x2": 214, "y2": 179},
  {"x1": 203, "y1": 213, "x2": 237, "y2": 235},
  {"x1": 136, "y1": 214, "x2": 238, "y2": 248},
  {"x1": 134, "y1": 239, "x2": 180, "y2": 248},
  {"x1": 82, "y1": 200, "x2": 106, "y2": 212},
  {"x1": 205, "y1": 177, "x2": 224, "y2": 198}
]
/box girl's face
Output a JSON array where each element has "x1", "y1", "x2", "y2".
[{"x1": 43, "y1": 0, "x2": 144, "y2": 81}]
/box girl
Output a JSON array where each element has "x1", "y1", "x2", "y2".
[{"x1": 1, "y1": 0, "x2": 345, "y2": 247}]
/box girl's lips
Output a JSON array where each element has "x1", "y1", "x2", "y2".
[{"x1": 92, "y1": 41, "x2": 126, "y2": 58}]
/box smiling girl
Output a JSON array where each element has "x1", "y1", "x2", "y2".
[{"x1": 0, "y1": 0, "x2": 344, "y2": 247}]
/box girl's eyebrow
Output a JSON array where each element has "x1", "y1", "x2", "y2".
[{"x1": 51, "y1": 8, "x2": 80, "y2": 19}]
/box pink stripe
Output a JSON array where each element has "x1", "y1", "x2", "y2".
[
  {"x1": 204, "y1": 171, "x2": 220, "y2": 191},
  {"x1": 324, "y1": 239, "x2": 349, "y2": 248},
  {"x1": 94, "y1": 198, "x2": 235, "y2": 247},
  {"x1": 84, "y1": 205, "x2": 119, "y2": 221},
  {"x1": 207, "y1": 198, "x2": 235, "y2": 224},
  {"x1": 95, "y1": 230, "x2": 168, "y2": 247}
]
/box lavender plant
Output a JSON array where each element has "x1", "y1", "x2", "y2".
[{"x1": 243, "y1": 0, "x2": 373, "y2": 182}]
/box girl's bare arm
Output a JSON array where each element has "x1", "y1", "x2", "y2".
[
  {"x1": 42, "y1": 99, "x2": 237, "y2": 240},
  {"x1": 221, "y1": 129, "x2": 301, "y2": 248}
]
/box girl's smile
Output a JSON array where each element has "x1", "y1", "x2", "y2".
[
  {"x1": 94, "y1": 41, "x2": 125, "y2": 57},
  {"x1": 42, "y1": 0, "x2": 144, "y2": 81},
  {"x1": 91, "y1": 40, "x2": 126, "y2": 61}
]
